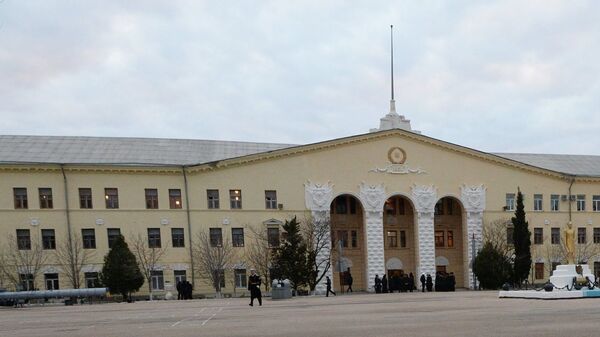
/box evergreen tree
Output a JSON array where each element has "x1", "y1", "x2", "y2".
[
  {"x1": 473, "y1": 242, "x2": 512, "y2": 289},
  {"x1": 100, "y1": 235, "x2": 144, "y2": 301},
  {"x1": 271, "y1": 217, "x2": 310, "y2": 292},
  {"x1": 512, "y1": 188, "x2": 531, "y2": 287}
]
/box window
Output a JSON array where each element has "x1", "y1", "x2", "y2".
[
  {"x1": 351, "y1": 230, "x2": 358, "y2": 248},
  {"x1": 593, "y1": 196, "x2": 600, "y2": 212},
  {"x1": 85, "y1": 272, "x2": 99, "y2": 288},
  {"x1": 235, "y1": 269, "x2": 247, "y2": 288},
  {"x1": 107, "y1": 228, "x2": 121, "y2": 248},
  {"x1": 336, "y1": 230, "x2": 349, "y2": 248},
  {"x1": 81, "y1": 229, "x2": 96, "y2": 249},
  {"x1": 335, "y1": 197, "x2": 347, "y2": 214},
  {"x1": 533, "y1": 228, "x2": 543, "y2": 245},
  {"x1": 151, "y1": 270, "x2": 164, "y2": 290},
  {"x1": 577, "y1": 195, "x2": 586, "y2": 211},
  {"x1": 533, "y1": 194, "x2": 543, "y2": 211},
  {"x1": 79, "y1": 188, "x2": 93, "y2": 209},
  {"x1": 207, "y1": 189, "x2": 220, "y2": 209},
  {"x1": 268, "y1": 227, "x2": 280, "y2": 248},
  {"x1": 171, "y1": 228, "x2": 185, "y2": 248},
  {"x1": 39, "y1": 188, "x2": 53, "y2": 209},
  {"x1": 505, "y1": 193, "x2": 515, "y2": 211},
  {"x1": 42, "y1": 229, "x2": 56, "y2": 249},
  {"x1": 578, "y1": 227, "x2": 587, "y2": 244},
  {"x1": 594, "y1": 228, "x2": 600, "y2": 244},
  {"x1": 550, "y1": 194, "x2": 559, "y2": 211},
  {"x1": 230, "y1": 190, "x2": 242, "y2": 209},
  {"x1": 232, "y1": 228, "x2": 244, "y2": 247},
  {"x1": 13, "y1": 188, "x2": 28, "y2": 209},
  {"x1": 595, "y1": 262, "x2": 600, "y2": 280},
  {"x1": 534, "y1": 263, "x2": 544, "y2": 280},
  {"x1": 506, "y1": 227, "x2": 514, "y2": 245},
  {"x1": 19, "y1": 273, "x2": 34, "y2": 291},
  {"x1": 209, "y1": 228, "x2": 223, "y2": 247},
  {"x1": 174, "y1": 270, "x2": 186, "y2": 284},
  {"x1": 148, "y1": 228, "x2": 161, "y2": 248},
  {"x1": 435, "y1": 230, "x2": 444, "y2": 248},
  {"x1": 551, "y1": 227, "x2": 560, "y2": 245},
  {"x1": 169, "y1": 189, "x2": 182, "y2": 209},
  {"x1": 265, "y1": 190, "x2": 277, "y2": 209},
  {"x1": 105, "y1": 188, "x2": 119, "y2": 209},
  {"x1": 447, "y1": 230, "x2": 454, "y2": 248},
  {"x1": 400, "y1": 230, "x2": 406, "y2": 248},
  {"x1": 16, "y1": 229, "x2": 31, "y2": 250},
  {"x1": 387, "y1": 230, "x2": 397, "y2": 248},
  {"x1": 45, "y1": 273, "x2": 59, "y2": 290},
  {"x1": 446, "y1": 198, "x2": 454, "y2": 215},
  {"x1": 385, "y1": 199, "x2": 396, "y2": 215},
  {"x1": 145, "y1": 189, "x2": 158, "y2": 209}
]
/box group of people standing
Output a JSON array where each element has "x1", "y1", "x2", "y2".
[
  {"x1": 418, "y1": 272, "x2": 456, "y2": 292},
  {"x1": 374, "y1": 272, "x2": 417, "y2": 293},
  {"x1": 176, "y1": 280, "x2": 193, "y2": 300}
]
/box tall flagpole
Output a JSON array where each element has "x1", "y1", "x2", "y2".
[{"x1": 389, "y1": 25, "x2": 396, "y2": 114}]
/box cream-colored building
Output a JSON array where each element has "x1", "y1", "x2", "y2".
[{"x1": 1, "y1": 110, "x2": 600, "y2": 296}]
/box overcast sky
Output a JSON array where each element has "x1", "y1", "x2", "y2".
[{"x1": 1, "y1": 1, "x2": 599, "y2": 154}]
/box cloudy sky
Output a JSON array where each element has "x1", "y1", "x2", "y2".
[{"x1": 1, "y1": 1, "x2": 599, "y2": 154}]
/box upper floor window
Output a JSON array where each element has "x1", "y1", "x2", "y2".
[
  {"x1": 351, "y1": 230, "x2": 358, "y2": 248},
  {"x1": 434, "y1": 230, "x2": 445, "y2": 248},
  {"x1": 578, "y1": 227, "x2": 587, "y2": 244},
  {"x1": 267, "y1": 227, "x2": 280, "y2": 248},
  {"x1": 148, "y1": 228, "x2": 161, "y2": 248},
  {"x1": 82, "y1": 228, "x2": 96, "y2": 249},
  {"x1": 332, "y1": 196, "x2": 357, "y2": 215},
  {"x1": 550, "y1": 194, "x2": 559, "y2": 211},
  {"x1": 209, "y1": 228, "x2": 223, "y2": 247},
  {"x1": 107, "y1": 228, "x2": 121, "y2": 248},
  {"x1": 336, "y1": 230, "x2": 349, "y2": 248},
  {"x1": 41, "y1": 229, "x2": 56, "y2": 249},
  {"x1": 551, "y1": 227, "x2": 560, "y2": 245},
  {"x1": 399, "y1": 230, "x2": 406, "y2": 248},
  {"x1": 533, "y1": 227, "x2": 543, "y2": 245},
  {"x1": 105, "y1": 188, "x2": 119, "y2": 209},
  {"x1": 265, "y1": 190, "x2": 277, "y2": 209},
  {"x1": 230, "y1": 190, "x2": 242, "y2": 209},
  {"x1": 505, "y1": 193, "x2": 515, "y2": 211},
  {"x1": 447, "y1": 230, "x2": 454, "y2": 248},
  {"x1": 39, "y1": 188, "x2": 53, "y2": 209},
  {"x1": 13, "y1": 188, "x2": 28, "y2": 209},
  {"x1": 506, "y1": 227, "x2": 514, "y2": 245},
  {"x1": 207, "y1": 189, "x2": 220, "y2": 209},
  {"x1": 387, "y1": 230, "x2": 397, "y2": 248},
  {"x1": 16, "y1": 229, "x2": 31, "y2": 250},
  {"x1": 577, "y1": 195, "x2": 586, "y2": 211},
  {"x1": 594, "y1": 228, "x2": 600, "y2": 244},
  {"x1": 171, "y1": 228, "x2": 185, "y2": 248},
  {"x1": 533, "y1": 194, "x2": 543, "y2": 211},
  {"x1": 169, "y1": 189, "x2": 182, "y2": 209},
  {"x1": 593, "y1": 195, "x2": 600, "y2": 212},
  {"x1": 79, "y1": 188, "x2": 93, "y2": 209},
  {"x1": 232, "y1": 228, "x2": 245, "y2": 247},
  {"x1": 145, "y1": 189, "x2": 158, "y2": 209}
]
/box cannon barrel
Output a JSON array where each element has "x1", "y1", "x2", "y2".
[{"x1": 0, "y1": 288, "x2": 107, "y2": 300}]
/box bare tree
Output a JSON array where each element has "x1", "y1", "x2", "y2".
[
  {"x1": 303, "y1": 215, "x2": 332, "y2": 294},
  {"x1": 192, "y1": 231, "x2": 234, "y2": 297},
  {"x1": 130, "y1": 233, "x2": 167, "y2": 300},
  {"x1": 482, "y1": 218, "x2": 514, "y2": 260},
  {"x1": 0, "y1": 235, "x2": 47, "y2": 291},
  {"x1": 54, "y1": 233, "x2": 95, "y2": 289},
  {"x1": 245, "y1": 226, "x2": 272, "y2": 292}
]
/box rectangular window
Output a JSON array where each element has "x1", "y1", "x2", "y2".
[
  {"x1": 446, "y1": 198, "x2": 454, "y2": 215},
  {"x1": 265, "y1": 190, "x2": 277, "y2": 209},
  {"x1": 336, "y1": 230, "x2": 349, "y2": 248},
  {"x1": 594, "y1": 228, "x2": 600, "y2": 244},
  {"x1": 235, "y1": 269, "x2": 247, "y2": 288},
  {"x1": 435, "y1": 230, "x2": 445, "y2": 248},
  {"x1": 45, "y1": 273, "x2": 59, "y2": 290},
  {"x1": 593, "y1": 196, "x2": 600, "y2": 212},
  {"x1": 19, "y1": 274, "x2": 34, "y2": 291},
  {"x1": 169, "y1": 189, "x2": 182, "y2": 209},
  {"x1": 207, "y1": 189, "x2": 220, "y2": 209},
  {"x1": 145, "y1": 189, "x2": 158, "y2": 209},
  {"x1": 351, "y1": 230, "x2": 357, "y2": 248},
  {"x1": 534, "y1": 227, "x2": 543, "y2": 245},
  {"x1": 232, "y1": 228, "x2": 245, "y2": 247},
  {"x1": 39, "y1": 188, "x2": 53, "y2": 209},
  {"x1": 79, "y1": 188, "x2": 93, "y2": 209},
  {"x1": 578, "y1": 227, "x2": 587, "y2": 244},
  {"x1": 85, "y1": 272, "x2": 99, "y2": 288},
  {"x1": 171, "y1": 228, "x2": 185, "y2": 248},
  {"x1": 550, "y1": 194, "x2": 559, "y2": 211},
  {"x1": 335, "y1": 197, "x2": 347, "y2": 214},
  {"x1": 533, "y1": 194, "x2": 543, "y2": 211},
  {"x1": 400, "y1": 230, "x2": 406, "y2": 248},
  {"x1": 148, "y1": 228, "x2": 161, "y2": 248},
  {"x1": 447, "y1": 230, "x2": 454, "y2": 248},
  {"x1": 13, "y1": 188, "x2": 28, "y2": 209},
  {"x1": 551, "y1": 227, "x2": 560, "y2": 245},
  {"x1": 82, "y1": 229, "x2": 96, "y2": 249},
  {"x1": 268, "y1": 227, "x2": 280, "y2": 248},
  {"x1": 174, "y1": 270, "x2": 186, "y2": 284},
  {"x1": 151, "y1": 270, "x2": 164, "y2": 290},
  {"x1": 387, "y1": 230, "x2": 397, "y2": 248},
  {"x1": 230, "y1": 190, "x2": 242, "y2": 209},
  {"x1": 577, "y1": 195, "x2": 586, "y2": 211},
  {"x1": 16, "y1": 229, "x2": 31, "y2": 250},
  {"x1": 506, "y1": 227, "x2": 514, "y2": 245},
  {"x1": 41, "y1": 229, "x2": 56, "y2": 249},
  {"x1": 107, "y1": 228, "x2": 121, "y2": 248},
  {"x1": 209, "y1": 228, "x2": 223, "y2": 247},
  {"x1": 105, "y1": 188, "x2": 119, "y2": 209},
  {"x1": 534, "y1": 263, "x2": 544, "y2": 280},
  {"x1": 505, "y1": 193, "x2": 515, "y2": 211}
]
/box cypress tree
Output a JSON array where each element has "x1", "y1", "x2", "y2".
[
  {"x1": 100, "y1": 235, "x2": 144, "y2": 301},
  {"x1": 271, "y1": 217, "x2": 310, "y2": 292},
  {"x1": 512, "y1": 188, "x2": 531, "y2": 287},
  {"x1": 473, "y1": 242, "x2": 512, "y2": 289}
]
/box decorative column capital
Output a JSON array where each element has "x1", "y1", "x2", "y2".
[
  {"x1": 460, "y1": 184, "x2": 486, "y2": 213},
  {"x1": 304, "y1": 180, "x2": 334, "y2": 212},
  {"x1": 411, "y1": 184, "x2": 437, "y2": 214},
  {"x1": 358, "y1": 182, "x2": 386, "y2": 213}
]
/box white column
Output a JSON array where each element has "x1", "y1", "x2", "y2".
[
  {"x1": 359, "y1": 183, "x2": 386, "y2": 292},
  {"x1": 312, "y1": 210, "x2": 332, "y2": 294},
  {"x1": 460, "y1": 184, "x2": 486, "y2": 289},
  {"x1": 412, "y1": 185, "x2": 437, "y2": 281}
]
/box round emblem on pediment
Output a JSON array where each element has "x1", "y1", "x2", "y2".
[{"x1": 387, "y1": 147, "x2": 406, "y2": 164}]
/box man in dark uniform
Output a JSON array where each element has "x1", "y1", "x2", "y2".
[
  {"x1": 248, "y1": 269, "x2": 262, "y2": 306},
  {"x1": 176, "y1": 281, "x2": 182, "y2": 300},
  {"x1": 426, "y1": 274, "x2": 433, "y2": 292},
  {"x1": 325, "y1": 276, "x2": 336, "y2": 297},
  {"x1": 374, "y1": 274, "x2": 382, "y2": 293},
  {"x1": 420, "y1": 274, "x2": 426, "y2": 292}
]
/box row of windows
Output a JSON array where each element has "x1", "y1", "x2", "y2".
[
  {"x1": 505, "y1": 194, "x2": 600, "y2": 212},
  {"x1": 12, "y1": 188, "x2": 279, "y2": 210},
  {"x1": 507, "y1": 227, "x2": 600, "y2": 245}
]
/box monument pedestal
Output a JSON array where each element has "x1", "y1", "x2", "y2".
[{"x1": 549, "y1": 265, "x2": 595, "y2": 289}]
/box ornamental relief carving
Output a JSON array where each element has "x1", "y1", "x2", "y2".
[
  {"x1": 358, "y1": 182, "x2": 386, "y2": 213},
  {"x1": 460, "y1": 184, "x2": 486, "y2": 212},
  {"x1": 304, "y1": 180, "x2": 334, "y2": 211},
  {"x1": 411, "y1": 184, "x2": 437, "y2": 213},
  {"x1": 369, "y1": 146, "x2": 426, "y2": 175}
]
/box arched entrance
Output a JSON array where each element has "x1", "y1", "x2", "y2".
[
  {"x1": 330, "y1": 194, "x2": 366, "y2": 292},
  {"x1": 433, "y1": 196, "x2": 464, "y2": 288},
  {"x1": 383, "y1": 195, "x2": 416, "y2": 291}
]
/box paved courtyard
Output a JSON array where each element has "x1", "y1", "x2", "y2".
[{"x1": 1, "y1": 291, "x2": 600, "y2": 337}]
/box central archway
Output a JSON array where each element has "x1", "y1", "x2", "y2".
[
  {"x1": 383, "y1": 195, "x2": 416, "y2": 291},
  {"x1": 433, "y1": 196, "x2": 464, "y2": 288}
]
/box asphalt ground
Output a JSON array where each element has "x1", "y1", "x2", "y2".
[{"x1": 1, "y1": 290, "x2": 600, "y2": 337}]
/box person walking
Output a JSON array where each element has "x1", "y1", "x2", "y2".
[
  {"x1": 382, "y1": 274, "x2": 388, "y2": 293},
  {"x1": 420, "y1": 274, "x2": 426, "y2": 292},
  {"x1": 325, "y1": 276, "x2": 336, "y2": 297},
  {"x1": 248, "y1": 269, "x2": 262, "y2": 306},
  {"x1": 426, "y1": 274, "x2": 433, "y2": 292},
  {"x1": 345, "y1": 271, "x2": 353, "y2": 293}
]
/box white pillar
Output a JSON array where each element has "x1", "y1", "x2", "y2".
[
  {"x1": 359, "y1": 183, "x2": 386, "y2": 292},
  {"x1": 412, "y1": 185, "x2": 437, "y2": 281},
  {"x1": 460, "y1": 184, "x2": 486, "y2": 289}
]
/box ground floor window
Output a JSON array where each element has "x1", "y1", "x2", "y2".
[
  {"x1": 151, "y1": 270, "x2": 164, "y2": 290},
  {"x1": 19, "y1": 273, "x2": 34, "y2": 291},
  {"x1": 534, "y1": 263, "x2": 544, "y2": 280},
  {"x1": 174, "y1": 270, "x2": 186, "y2": 284},
  {"x1": 235, "y1": 269, "x2": 247, "y2": 288},
  {"x1": 595, "y1": 262, "x2": 600, "y2": 279},
  {"x1": 85, "y1": 272, "x2": 100, "y2": 288},
  {"x1": 45, "y1": 273, "x2": 59, "y2": 290}
]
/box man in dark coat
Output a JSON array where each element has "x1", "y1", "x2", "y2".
[
  {"x1": 374, "y1": 275, "x2": 382, "y2": 293},
  {"x1": 345, "y1": 271, "x2": 353, "y2": 293},
  {"x1": 248, "y1": 269, "x2": 262, "y2": 306},
  {"x1": 420, "y1": 274, "x2": 426, "y2": 292},
  {"x1": 176, "y1": 281, "x2": 182, "y2": 300},
  {"x1": 382, "y1": 274, "x2": 388, "y2": 293},
  {"x1": 408, "y1": 273, "x2": 415, "y2": 292},
  {"x1": 326, "y1": 276, "x2": 336, "y2": 297},
  {"x1": 426, "y1": 274, "x2": 433, "y2": 292}
]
